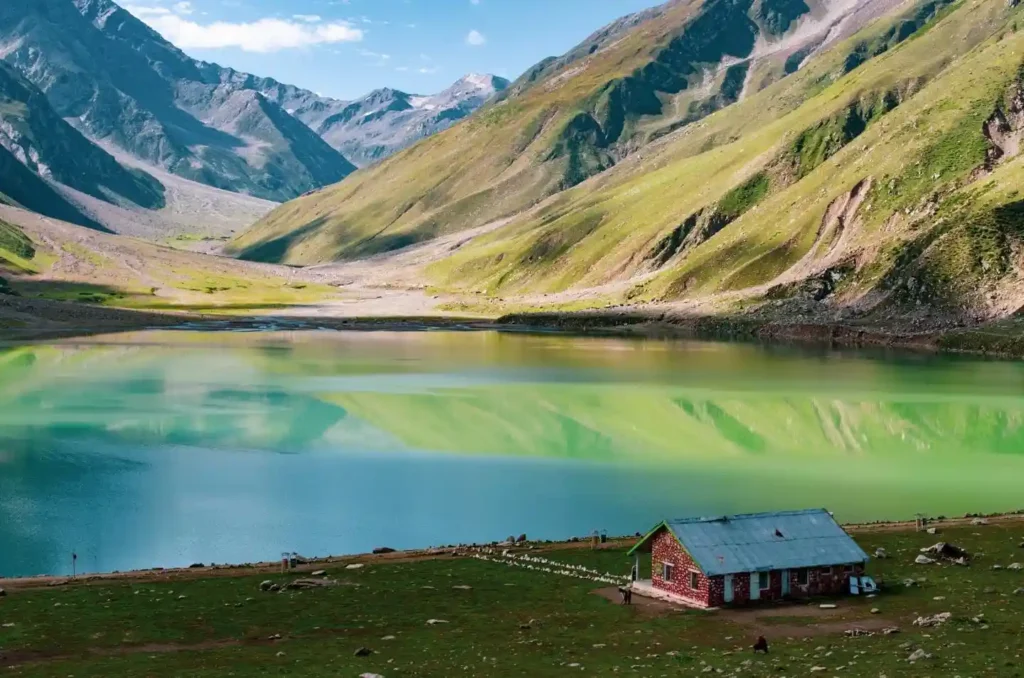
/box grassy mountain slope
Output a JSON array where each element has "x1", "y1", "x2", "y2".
[
  {"x1": 233, "y1": 0, "x2": 881, "y2": 263},
  {"x1": 429, "y1": 0, "x2": 1024, "y2": 328},
  {"x1": 233, "y1": 0, "x2": 1024, "y2": 333},
  {"x1": 431, "y1": 0, "x2": 992, "y2": 298}
]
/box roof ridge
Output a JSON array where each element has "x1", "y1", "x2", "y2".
[{"x1": 668, "y1": 508, "x2": 831, "y2": 524}]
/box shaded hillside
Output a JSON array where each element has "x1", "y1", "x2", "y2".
[
  {"x1": 0, "y1": 62, "x2": 164, "y2": 218},
  {"x1": 233, "y1": 0, "x2": 899, "y2": 263}
]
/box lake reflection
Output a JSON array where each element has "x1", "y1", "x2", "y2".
[{"x1": 1, "y1": 330, "x2": 1023, "y2": 577}]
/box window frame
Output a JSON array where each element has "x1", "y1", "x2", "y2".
[
  {"x1": 689, "y1": 570, "x2": 700, "y2": 590},
  {"x1": 758, "y1": 571, "x2": 770, "y2": 590},
  {"x1": 843, "y1": 564, "x2": 855, "y2": 574},
  {"x1": 662, "y1": 562, "x2": 675, "y2": 582},
  {"x1": 797, "y1": 568, "x2": 809, "y2": 586}
]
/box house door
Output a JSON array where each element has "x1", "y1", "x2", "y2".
[
  {"x1": 724, "y1": 574, "x2": 734, "y2": 603},
  {"x1": 749, "y1": 573, "x2": 760, "y2": 601},
  {"x1": 781, "y1": 569, "x2": 790, "y2": 596}
]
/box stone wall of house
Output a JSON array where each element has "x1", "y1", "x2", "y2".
[
  {"x1": 650, "y1": 529, "x2": 711, "y2": 607},
  {"x1": 715, "y1": 564, "x2": 866, "y2": 606}
]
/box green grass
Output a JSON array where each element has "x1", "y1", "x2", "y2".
[{"x1": 5, "y1": 523, "x2": 1024, "y2": 677}]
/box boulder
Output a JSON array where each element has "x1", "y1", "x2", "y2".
[
  {"x1": 259, "y1": 580, "x2": 275, "y2": 592},
  {"x1": 1008, "y1": 563, "x2": 1023, "y2": 570},
  {"x1": 354, "y1": 647, "x2": 374, "y2": 657},
  {"x1": 311, "y1": 570, "x2": 327, "y2": 577},
  {"x1": 926, "y1": 527, "x2": 938, "y2": 535},
  {"x1": 921, "y1": 542, "x2": 970, "y2": 561},
  {"x1": 1014, "y1": 588, "x2": 1024, "y2": 595},
  {"x1": 915, "y1": 555, "x2": 937, "y2": 565},
  {"x1": 346, "y1": 564, "x2": 365, "y2": 570},
  {"x1": 882, "y1": 627, "x2": 900, "y2": 635},
  {"x1": 373, "y1": 547, "x2": 396, "y2": 555},
  {"x1": 971, "y1": 517, "x2": 989, "y2": 525},
  {"x1": 0, "y1": 587, "x2": 6, "y2": 597},
  {"x1": 426, "y1": 619, "x2": 449, "y2": 625}
]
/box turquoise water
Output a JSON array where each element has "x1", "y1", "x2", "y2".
[{"x1": 2, "y1": 330, "x2": 1023, "y2": 577}]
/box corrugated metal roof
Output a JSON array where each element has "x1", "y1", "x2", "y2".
[{"x1": 662, "y1": 509, "x2": 869, "y2": 576}]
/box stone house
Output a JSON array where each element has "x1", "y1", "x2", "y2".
[{"x1": 627, "y1": 509, "x2": 869, "y2": 608}]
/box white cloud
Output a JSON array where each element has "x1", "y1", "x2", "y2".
[
  {"x1": 124, "y1": 4, "x2": 171, "y2": 17},
  {"x1": 129, "y1": 12, "x2": 364, "y2": 52},
  {"x1": 173, "y1": 1, "x2": 194, "y2": 14},
  {"x1": 292, "y1": 14, "x2": 322, "y2": 22},
  {"x1": 465, "y1": 29, "x2": 486, "y2": 46}
]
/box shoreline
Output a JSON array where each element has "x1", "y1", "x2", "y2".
[
  {"x1": 4, "y1": 510, "x2": 1022, "y2": 590},
  {"x1": 2, "y1": 291, "x2": 1022, "y2": 358}
]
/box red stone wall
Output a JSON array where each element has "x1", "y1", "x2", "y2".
[
  {"x1": 713, "y1": 564, "x2": 866, "y2": 606},
  {"x1": 650, "y1": 529, "x2": 711, "y2": 608}
]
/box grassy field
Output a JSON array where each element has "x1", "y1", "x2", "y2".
[{"x1": 3, "y1": 521, "x2": 1024, "y2": 677}]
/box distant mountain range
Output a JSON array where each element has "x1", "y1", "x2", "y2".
[{"x1": 0, "y1": 0, "x2": 506, "y2": 233}]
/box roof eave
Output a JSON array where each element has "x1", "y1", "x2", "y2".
[{"x1": 626, "y1": 521, "x2": 669, "y2": 557}]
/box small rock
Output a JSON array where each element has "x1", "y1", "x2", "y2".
[
  {"x1": 269, "y1": 584, "x2": 281, "y2": 592},
  {"x1": 0, "y1": 588, "x2": 5, "y2": 597},
  {"x1": 1008, "y1": 562, "x2": 1023, "y2": 570},
  {"x1": 810, "y1": 667, "x2": 827, "y2": 673},
  {"x1": 311, "y1": 570, "x2": 327, "y2": 577},
  {"x1": 360, "y1": 674, "x2": 385, "y2": 678},
  {"x1": 275, "y1": 651, "x2": 286, "y2": 658},
  {"x1": 354, "y1": 647, "x2": 374, "y2": 657},
  {"x1": 519, "y1": 623, "x2": 531, "y2": 630},
  {"x1": 992, "y1": 564, "x2": 1004, "y2": 570},
  {"x1": 568, "y1": 663, "x2": 581, "y2": 668},
  {"x1": 926, "y1": 527, "x2": 938, "y2": 535},
  {"x1": 267, "y1": 633, "x2": 282, "y2": 640},
  {"x1": 177, "y1": 595, "x2": 186, "y2": 600},
  {"x1": 882, "y1": 627, "x2": 900, "y2": 635},
  {"x1": 1, "y1": 623, "x2": 15, "y2": 628},
  {"x1": 819, "y1": 604, "x2": 837, "y2": 609},
  {"x1": 870, "y1": 608, "x2": 881, "y2": 614},
  {"x1": 873, "y1": 548, "x2": 889, "y2": 559},
  {"x1": 426, "y1": 619, "x2": 449, "y2": 625},
  {"x1": 908, "y1": 648, "x2": 932, "y2": 662},
  {"x1": 381, "y1": 635, "x2": 396, "y2": 640},
  {"x1": 1014, "y1": 588, "x2": 1024, "y2": 595},
  {"x1": 913, "y1": 612, "x2": 952, "y2": 627},
  {"x1": 902, "y1": 579, "x2": 918, "y2": 588},
  {"x1": 259, "y1": 580, "x2": 274, "y2": 592},
  {"x1": 346, "y1": 564, "x2": 365, "y2": 570},
  {"x1": 593, "y1": 643, "x2": 606, "y2": 648},
  {"x1": 452, "y1": 585, "x2": 473, "y2": 590},
  {"x1": 915, "y1": 555, "x2": 937, "y2": 565},
  {"x1": 971, "y1": 518, "x2": 989, "y2": 526},
  {"x1": 933, "y1": 596, "x2": 946, "y2": 601}
]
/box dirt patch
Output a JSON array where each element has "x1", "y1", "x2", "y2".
[
  {"x1": 718, "y1": 603, "x2": 897, "y2": 640},
  {"x1": 592, "y1": 586, "x2": 679, "y2": 617}
]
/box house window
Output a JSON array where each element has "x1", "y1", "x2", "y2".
[
  {"x1": 797, "y1": 568, "x2": 809, "y2": 586},
  {"x1": 662, "y1": 562, "x2": 675, "y2": 582},
  {"x1": 690, "y1": 571, "x2": 700, "y2": 590},
  {"x1": 758, "y1": 571, "x2": 769, "y2": 590},
  {"x1": 821, "y1": 566, "x2": 833, "y2": 576},
  {"x1": 843, "y1": 564, "x2": 855, "y2": 573}
]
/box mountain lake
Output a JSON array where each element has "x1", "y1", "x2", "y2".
[{"x1": 1, "y1": 329, "x2": 1022, "y2": 577}]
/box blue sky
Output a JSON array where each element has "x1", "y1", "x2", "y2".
[{"x1": 125, "y1": 0, "x2": 666, "y2": 100}]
